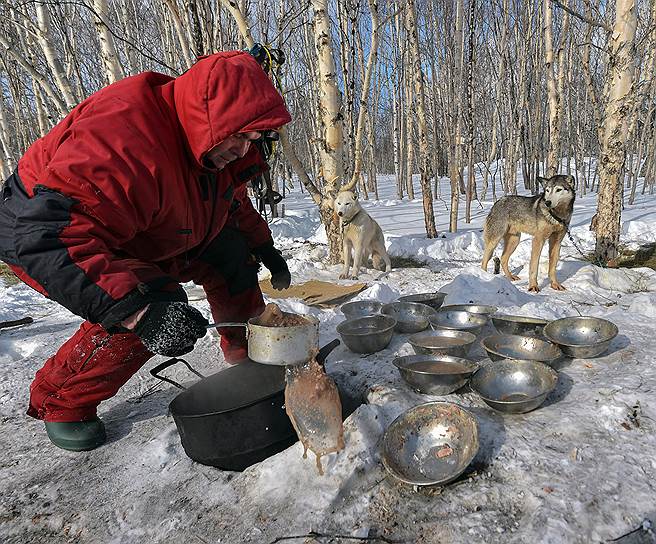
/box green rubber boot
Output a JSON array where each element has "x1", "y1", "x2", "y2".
[{"x1": 44, "y1": 417, "x2": 107, "y2": 452}]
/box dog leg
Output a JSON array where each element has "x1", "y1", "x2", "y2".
[
  {"x1": 339, "y1": 239, "x2": 352, "y2": 279},
  {"x1": 500, "y1": 233, "x2": 521, "y2": 281},
  {"x1": 548, "y1": 232, "x2": 567, "y2": 291},
  {"x1": 350, "y1": 240, "x2": 365, "y2": 279},
  {"x1": 528, "y1": 236, "x2": 546, "y2": 292},
  {"x1": 482, "y1": 232, "x2": 504, "y2": 272}
]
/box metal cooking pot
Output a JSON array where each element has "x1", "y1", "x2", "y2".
[
  {"x1": 210, "y1": 315, "x2": 319, "y2": 366},
  {"x1": 150, "y1": 339, "x2": 340, "y2": 471}
]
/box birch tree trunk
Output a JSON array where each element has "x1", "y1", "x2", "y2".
[
  {"x1": 93, "y1": 0, "x2": 124, "y2": 84},
  {"x1": 35, "y1": 4, "x2": 77, "y2": 111},
  {"x1": 311, "y1": 0, "x2": 346, "y2": 263},
  {"x1": 406, "y1": 0, "x2": 437, "y2": 238},
  {"x1": 594, "y1": 0, "x2": 637, "y2": 263}
]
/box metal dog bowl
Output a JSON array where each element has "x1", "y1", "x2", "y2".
[
  {"x1": 482, "y1": 334, "x2": 563, "y2": 366},
  {"x1": 470, "y1": 359, "x2": 558, "y2": 414},
  {"x1": 543, "y1": 316, "x2": 618, "y2": 358},
  {"x1": 440, "y1": 304, "x2": 498, "y2": 316},
  {"x1": 381, "y1": 302, "x2": 437, "y2": 333},
  {"x1": 491, "y1": 314, "x2": 548, "y2": 337},
  {"x1": 393, "y1": 355, "x2": 478, "y2": 395},
  {"x1": 429, "y1": 310, "x2": 487, "y2": 337},
  {"x1": 408, "y1": 329, "x2": 477, "y2": 358},
  {"x1": 336, "y1": 315, "x2": 396, "y2": 354},
  {"x1": 397, "y1": 292, "x2": 447, "y2": 311},
  {"x1": 381, "y1": 402, "x2": 479, "y2": 486},
  {"x1": 341, "y1": 300, "x2": 383, "y2": 319}
]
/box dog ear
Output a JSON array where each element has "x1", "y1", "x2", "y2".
[
  {"x1": 565, "y1": 175, "x2": 576, "y2": 192},
  {"x1": 537, "y1": 176, "x2": 548, "y2": 189}
]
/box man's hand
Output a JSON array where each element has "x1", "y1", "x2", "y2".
[
  {"x1": 132, "y1": 302, "x2": 208, "y2": 356},
  {"x1": 254, "y1": 241, "x2": 291, "y2": 291}
]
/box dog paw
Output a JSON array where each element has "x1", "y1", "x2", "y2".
[
  {"x1": 528, "y1": 284, "x2": 540, "y2": 293},
  {"x1": 509, "y1": 274, "x2": 521, "y2": 281},
  {"x1": 349, "y1": 275, "x2": 359, "y2": 280},
  {"x1": 338, "y1": 273, "x2": 349, "y2": 280},
  {"x1": 550, "y1": 281, "x2": 566, "y2": 291}
]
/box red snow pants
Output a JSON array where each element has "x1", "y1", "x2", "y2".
[{"x1": 16, "y1": 228, "x2": 265, "y2": 422}]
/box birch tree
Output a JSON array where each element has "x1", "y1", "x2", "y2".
[{"x1": 595, "y1": 0, "x2": 638, "y2": 263}]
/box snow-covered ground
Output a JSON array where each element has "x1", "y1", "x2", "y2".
[{"x1": 1, "y1": 169, "x2": 656, "y2": 544}]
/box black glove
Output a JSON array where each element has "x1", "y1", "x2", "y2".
[
  {"x1": 254, "y1": 241, "x2": 291, "y2": 290},
  {"x1": 133, "y1": 302, "x2": 209, "y2": 356}
]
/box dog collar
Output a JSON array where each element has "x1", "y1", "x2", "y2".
[
  {"x1": 539, "y1": 196, "x2": 568, "y2": 227},
  {"x1": 342, "y1": 209, "x2": 362, "y2": 227}
]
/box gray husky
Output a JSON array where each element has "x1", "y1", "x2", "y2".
[{"x1": 481, "y1": 174, "x2": 576, "y2": 292}]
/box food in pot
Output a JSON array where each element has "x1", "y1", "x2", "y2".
[{"x1": 258, "y1": 302, "x2": 309, "y2": 327}]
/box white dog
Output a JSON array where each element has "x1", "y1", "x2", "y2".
[{"x1": 334, "y1": 190, "x2": 391, "y2": 279}]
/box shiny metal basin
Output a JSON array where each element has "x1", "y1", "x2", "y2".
[
  {"x1": 470, "y1": 359, "x2": 558, "y2": 413},
  {"x1": 491, "y1": 314, "x2": 549, "y2": 337},
  {"x1": 382, "y1": 302, "x2": 437, "y2": 333},
  {"x1": 440, "y1": 304, "x2": 498, "y2": 316},
  {"x1": 336, "y1": 315, "x2": 396, "y2": 354},
  {"x1": 482, "y1": 334, "x2": 563, "y2": 366},
  {"x1": 408, "y1": 329, "x2": 477, "y2": 358},
  {"x1": 543, "y1": 316, "x2": 619, "y2": 358},
  {"x1": 393, "y1": 355, "x2": 478, "y2": 395},
  {"x1": 397, "y1": 292, "x2": 448, "y2": 311},
  {"x1": 340, "y1": 300, "x2": 384, "y2": 320},
  {"x1": 381, "y1": 402, "x2": 479, "y2": 486},
  {"x1": 430, "y1": 310, "x2": 488, "y2": 337}
]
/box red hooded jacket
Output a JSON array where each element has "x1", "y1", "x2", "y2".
[{"x1": 0, "y1": 51, "x2": 291, "y2": 328}]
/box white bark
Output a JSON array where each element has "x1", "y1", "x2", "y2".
[
  {"x1": 93, "y1": 0, "x2": 125, "y2": 84},
  {"x1": 35, "y1": 4, "x2": 77, "y2": 110},
  {"x1": 594, "y1": 0, "x2": 637, "y2": 262}
]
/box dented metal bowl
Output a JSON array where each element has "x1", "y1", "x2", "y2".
[
  {"x1": 382, "y1": 302, "x2": 437, "y2": 333},
  {"x1": 430, "y1": 310, "x2": 488, "y2": 337},
  {"x1": 491, "y1": 314, "x2": 549, "y2": 337},
  {"x1": 340, "y1": 300, "x2": 384, "y2": 320},
  {"x1": 381, "y1": 402, "x2": 479, "y2": 486},
  {"x1": 543, "y1": 316, "x2": 618, "y2": 358},
  {"x1": 336, "y1": 315, "x2": 396, "y2": 354},
  {"x1": 470, "y1": 359, "x2": 558, "y2": 414},
  {"x1": 408, "y1": 329, "x2": 477, "y2": 358},
  {"x1": 393, "y1": 355, "x2": 478, "y2": 395},
  {"x1": 482, "y1": 334, "x2": 563, "y2": 366},
  {"x1": 397, "y1": 292, "x2": 448, "y2": 311}
]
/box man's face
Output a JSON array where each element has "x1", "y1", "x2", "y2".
[{"x1": 204, "y1": 131, "x2": 261, "y2": 170}]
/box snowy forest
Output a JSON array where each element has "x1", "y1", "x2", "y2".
[{"x1": 0, "y1": 0, "x2": 653, "y2": 266}]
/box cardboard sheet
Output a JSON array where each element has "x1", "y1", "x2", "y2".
[{"x1": 259, "y1": 279, "x2": 368, "y2": 308}]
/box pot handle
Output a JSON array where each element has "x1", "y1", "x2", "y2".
[
  {"x1": 150, "y1": 358, "x2": 206, "y2": 390},
  {"x1": 206, "y1": 322, "x2": 248, "y2": 329},
  {"x1": 317, "y1": 338, "x2": 341, "y2": 366}
]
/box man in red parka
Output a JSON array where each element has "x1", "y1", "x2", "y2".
[{"x1": 0, "y1": 50, "x2": 293, "y2": 451}]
